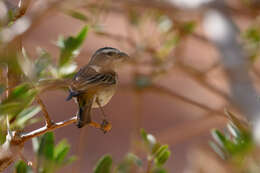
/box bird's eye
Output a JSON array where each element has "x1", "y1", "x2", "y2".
[{"x1": 107, "y1": 52, "x2": 114, "y2": 56}]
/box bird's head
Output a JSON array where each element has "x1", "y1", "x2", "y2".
[{"x1": 89, "y1": 47, "x2": 129, "y2": 70}]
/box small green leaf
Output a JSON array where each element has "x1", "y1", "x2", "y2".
[
  {"x1": 152, "y1": 167, "x2": 168, "y2": 173},
  {"x1": 209, "y1": 141, "x2": 227, "y2": 160},
  {"x1": 0, "y1": 83, "x2": 37, "y2": 117},
  {"x1": 154, "y1": 145, "x2": 168, "y2": 158},
  {"x1": 135, "y1": 76, "x2": 152, "y2": 89},
  {"x1": 14, "y1": 106, "x2": 41, "y2": 128},
  {"x1": 58, "y1": 26, "x2": 88, "y2": 69},
  {"x1": 15, "y1": 160, "x2": 33, "y2": 173},
  {"x1": 126, "y1": 153, "x2": 142, "y2": 167},
  {"x1": 65, "y1": 10, "x2": 88, "y2": 22},
  {"x1": 211, "y1": 129, "x2": 226, "y2": 148},
  {"x1": 140, "y1": 128, "x2": 148, "y2": 142},
  {"x1": 94, "y1": 155, "x2": 113, "y2": 173},
  {"x1": 154, "y1": 149, "x2": 171, "y2": 166},
  {"x1": 35, "y1": 49, "x2": 52, "y2": 79},
  {"x1": 182, "y1": 21, "x2": 196, "y2": 34},
  {"x1": 54, "y1": 140, "x2": 70, "y2": 164},
  {"x1": 32, "y1": 137, "x2": 39, "y2": 153},
  {"x1": 38, "y1": 132, "x2": 55, "y2": 160}
]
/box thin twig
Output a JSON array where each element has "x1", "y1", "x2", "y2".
[
  {"x1": 21, "y1": 116, "x2": 77, "y2": 142},
  {"x1": 35, "y1": 95, "x2": 53, "y2": 127},
  {"x1": 120, "y1": 84, "x2": 226, "y2": 117}
]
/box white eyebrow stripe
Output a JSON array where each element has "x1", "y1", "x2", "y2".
[
  {"x1": 90, "y1": 65, "x2": 102, "y2": 72},
  {"x1": 99, "y1": 48, "x2": 119, "y2": 54}
]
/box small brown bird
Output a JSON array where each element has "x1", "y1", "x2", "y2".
[{"x1": 67, "y1": 47, "x2": 129, "y2": 133}]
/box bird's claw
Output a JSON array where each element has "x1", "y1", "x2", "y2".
[{"x1": 100, "y1": 119, "x2": 112, "y2": 134}]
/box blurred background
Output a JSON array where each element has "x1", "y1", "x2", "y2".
[{"x1": 2, "y1": 0, "x2": 260, "y2": 172}]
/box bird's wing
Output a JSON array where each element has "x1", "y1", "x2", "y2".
[{"x1": 71, "y1": 66, "x2": 117, "y2": 92}]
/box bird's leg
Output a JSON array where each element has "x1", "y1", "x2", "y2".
[
  {"x1": 96, "y1": 98, "x2": 107, "y2": 119},
  {"x1": 96, "y1": 98, "x2": 112, "y2": 133}
]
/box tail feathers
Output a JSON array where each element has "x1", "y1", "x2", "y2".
[
  {"x1": 76, "y1": 98, "x2": 93, "y2": 128},
  {"x1": 76, "y1": 107, "x2": 85, "y2": 128}
]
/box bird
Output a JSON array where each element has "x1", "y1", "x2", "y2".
[{"x1": 66, "y1": 47, "x2": 129, "y2": 133}]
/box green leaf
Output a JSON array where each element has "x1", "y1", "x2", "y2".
[
  {"x1": 182, "y1": 21, "x2": 196, "y2": 35},
  {"x1": 126, "y1": 153, "x2": 142, "y2": 167},
  {"x1": 94, "y1": 155, "x2": 113, "y2": 173},
  {"x1": 211, "y1": 129, "x2": 226, "y2": 148},
  {"x1": 209, "y1": 141, "x2": 227, "y2": 160},
  {"x1": 0, "y1": 83, "x2": 37, "y2": 117},
  {"x1": 15, "y1": 160, "x2": 33, "y2": 173},
  {"x1": 244, "y1": 27, "x2": 260, "y2": 43},
  {"x1": 58, "y1": 26, "x2": 88, "y2": 69},
  {"x1": 14, "y1": 106, "x2": 41, "y2": 128},
  {"x1": 35, "y1": 49, "x2": 52, "y2": 79},
  {"x1": 54, "y1": 140, "x2": 70, "y2": 164},
  {"x1": 154, "y1": 149, "x2": 171, "y2": 166},
  {"x1": 38, "y1": 132, "x2": 55, "y2": 160},
  {"x1": 32, "y1": 137, "x2": 39, "y2": 153},
  {"x1": 154, "y1": 145, "x2": 171, "y2": 166},
  {"x1": 152, "y1": 167, "x2": 168, "y2": 173},
  {"x1": 135, "y1": 76, "x2": 152, "y2": 89},
  {"x1": 154, "y1": 145, "x2": 168, "y2": 158},
  {"x1": 140, "y1": 128, "x2": 148, "y2": 142},
  {"x1": 65, "y1": 10, "x2": 88, "y2": 22}
]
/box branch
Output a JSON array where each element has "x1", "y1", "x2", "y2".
[
  {"x1": 36, "y1": 96, "x2": 53, "y2": 127},
  {"x1": 21, "y1": 116, "x2": 76, "y2": 142}
]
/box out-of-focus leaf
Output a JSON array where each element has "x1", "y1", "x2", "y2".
[
  {"x1": 126, "y1": 153, "x2": 142, "y2": 167},
  {"x1": 140, "y1": 128, "x2": 148, "y2": 142},
  {"x1": 65, "y1": 10, "x2": 88, "y2": 22},
  {"x1": 152, "y1": 167, "x2": 167, "y2": 173},
  {"x1": 224, "y1": 109, "x2": 249, "y2": 133},
  {"x1": 157, "y1": 16, "x2": 172, "y2": 33},
  {"x1": 140, "y1": 128, "x2": 161, "y2": 153},
  {"x1": 181, "y1": 21, "x2": 196, "y2": 35},
  {"x1": 209, "y1": 141, "x2": 227, "y2": 160},
  {"x1": 35, "y1": 48, "x2": 52, "y2": 79},
  {"x1": 19, "y1": 48, "x2": 34, "y2": 79},
  {"x1": 54, "y1": 139, "x2": 70, "y2": 164},
  {"x1": 211, "y1": 129, "x2": 227, "y2": 148},
  {"x1": 154, "y1": 145, "x2": 171, "y2": 166},
  {"x1": 58, "y1": 26, "x2": 88, "y2": 69},
  {"x1": 134, "y1": 75, "x2": 152, "y2": 89},
  {"x1": 13, "y1": 106, "x2": 41, "y2": 128},
  {"x1": 32, "y1": 137, "x2": 39, "y2": 153},
  {"x1": 94, "y1": 155, "x2": 113, "y2": 173},
  {"x1": 244, "y1": 27, "x2": 260, "y2": 43},
  {"x1": 0, "y1": 83, "x2": 37, "y2": 117},
  {"x1": 156, "y1": 35, "x2": 179, "y2": 59},
  {"x1": 38, "y1": 132, "x2": 55, "y2": 160},
  {"x1": 15, "y1": 160, "x2": 33, "y2": 173},
  {"x1": 128, "y1": 9, "x2": 140, "y2": 26}
]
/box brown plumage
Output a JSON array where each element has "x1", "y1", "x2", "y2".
[{"x1": 67, "y1": 47, "x2": 129, "y2": 132}]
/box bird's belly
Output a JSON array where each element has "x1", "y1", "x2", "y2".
[{"x1": 92, "y1": 86, "x2": 116, "y2": 108}]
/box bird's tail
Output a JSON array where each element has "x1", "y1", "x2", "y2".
[{"x1": 76, "y1": 95, "x2": 93, "y2": 128}]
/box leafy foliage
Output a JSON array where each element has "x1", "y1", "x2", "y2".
[
  {"x1": 15, "y1": 132, "x2": 75, "y2": 173},
  {"x1": 210, "y1": 110, "x2": 255, "y2": 170},
  {"x1": 57, "y1": 26, "x2": 88, "y2": 77},
  {"x1": 93, "y1": 129, "x2": 171, "y2": 173},
  {"x1": 0, "y1": 25, "x2": 87, "y2": 172}
]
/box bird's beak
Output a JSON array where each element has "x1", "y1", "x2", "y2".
[{"x1": 119, "y1": 52, "x2": 130, "y2": 59}]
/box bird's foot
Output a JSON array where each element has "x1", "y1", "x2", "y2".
[
  {"x1": 100, "y1": 119, "x2": 112, "y2": 134},
  {"x1": 87, "y1": 120, "x2": 112, "y2": 133}
]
